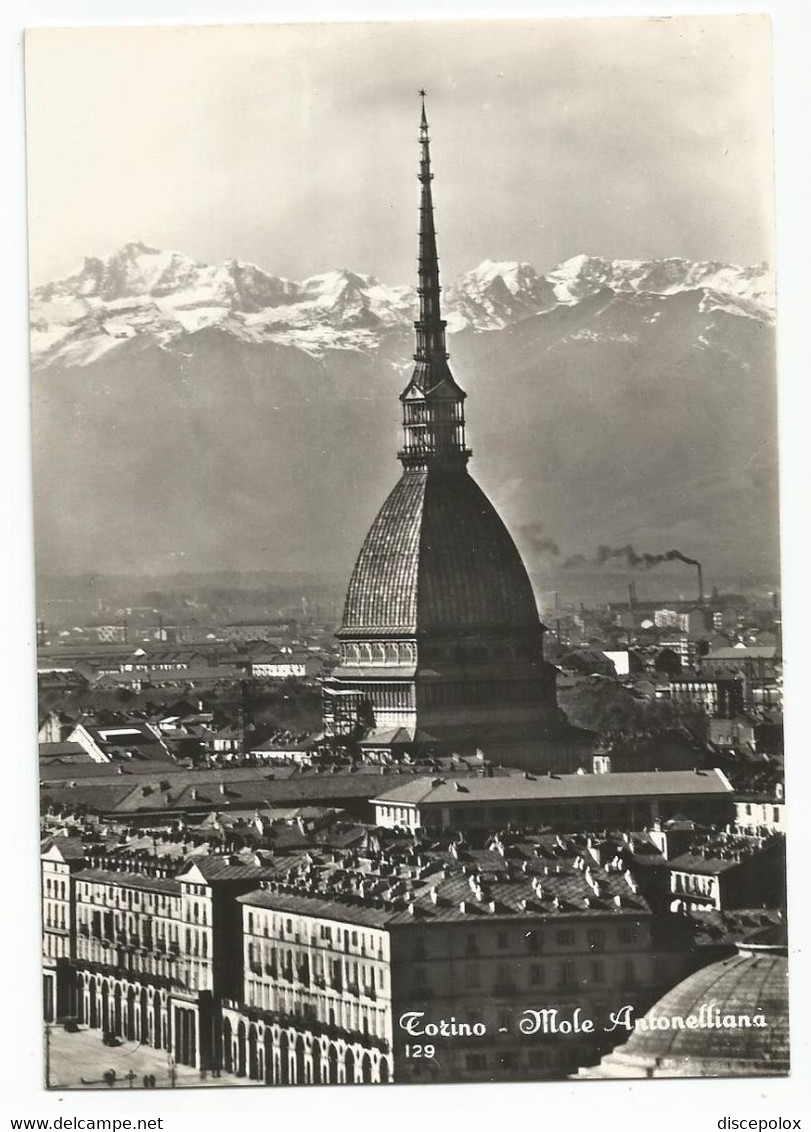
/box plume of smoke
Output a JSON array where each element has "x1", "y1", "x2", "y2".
[
  {"x1": 594, "y1": 544, "x2": 700, "y2": 570},
  {"x1": 559, "y1": 544, "x2": 701, "y2": 572},
  {"x1": 518, "y1": 522, "x2": 560, "y2": 558}
]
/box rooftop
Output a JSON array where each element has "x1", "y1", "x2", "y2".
[
  {"x1": 373, "y1": 768, "x2": 734, "y2": 808},
  {"x1": 73, "y1": 867, "x2": 182, "y2": 895},
  {"x1": 238, "y1": 852, "x2": 650, "y2": 927}
]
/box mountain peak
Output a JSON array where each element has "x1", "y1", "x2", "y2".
[
  {"x1": 467, "y1": 259, "x2": 539, "y2": 290},
  {"x1": 545, "y1": 254, "x2": 774, "y2": 316}
]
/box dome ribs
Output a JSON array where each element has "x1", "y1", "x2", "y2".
[{"x1": 341, "y1": 470, "x2": 426, "y2": 633}]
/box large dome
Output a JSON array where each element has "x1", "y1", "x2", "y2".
[
  {"x1": 580, "y1": 934, "x2": 789, "y2": 1078},
  {"x1": 340, "y1": 466, "x2": 541, "y2": 636}
]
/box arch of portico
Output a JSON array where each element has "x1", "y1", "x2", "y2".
[
  {"x1": 218, "y1": 1007, "x2": 393, "y2": 1085},
  {"x1": 76, "y1": 970, "x2": 171, "y2": 1054}
]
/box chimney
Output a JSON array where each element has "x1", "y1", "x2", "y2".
[{"x1": 697, "y1": 563, "x2": 704, "y2": 604}]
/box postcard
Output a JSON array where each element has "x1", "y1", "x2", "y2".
[{"x1": 26, "y1": 15, "x2": 787, "y2": 1089}]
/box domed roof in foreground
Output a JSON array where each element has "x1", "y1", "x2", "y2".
[
  {"x1": 580, "y1": 935, "x2": 789, "y2": 1078},
  {"x1": 340, "y1": 466, "x2": 541, "y2": 636}
]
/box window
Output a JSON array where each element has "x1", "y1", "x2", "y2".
[
  {"x1": 556, "y1": 929, "x2": 575, "y2": 946},
  {"x1": 529, "y1": 963, "x2": 545, "y2": 986},
  {"x1": 773, "y1": 807, "x2": 780, "y2": 823},
  {"x1": 464, "y1": 965, "x2": 480, "y2": 988},
  {"x1": 464, "y1": 933, "x2": 479, "y2": 956},
  {"x1": 591, "y1": 960, "x2": 605, "y2": 983},
  {"x1": 587, "y1": 928, "x2": 605, "y2": 952},
  {"x1": 525, "y1": 930, "x2": 542, "y2": 953},
  {"x1": 623, "y1": 959, "x2": 636, "y2": 986},
  {"x1": 497, "y1": 931, "x2": 509, "y2": 950},
  {"x1": 619, "y1": 925, "x2": 639, "y2": 944},
  {"x1": 558, "y1": 960, "x2": 577, "y2": 989},
  {"x1": 495, "y1": 963, "x2": 513, "y2": 990}
]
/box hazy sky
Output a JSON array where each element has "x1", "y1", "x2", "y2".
[{"x1": 25, "y1": 15, "x2": 774, "y2": 287}]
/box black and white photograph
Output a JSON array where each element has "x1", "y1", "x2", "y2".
[{"x1": 22, "y1": 12, "x2": 791, "y2": 1094}]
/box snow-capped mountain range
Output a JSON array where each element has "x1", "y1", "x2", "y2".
[
  {"x1": 30, "y1": 241, "x2": 774, "y2": 367},
  {"x1": 30, "y1": 241, "x2": 779, "y2": 581}
]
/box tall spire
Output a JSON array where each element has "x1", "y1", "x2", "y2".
[
  {"x1": 399, "y1": 93, "x2": 470, "y2": 469},
  {"x1": 415, "y1": 90, "x2": 448, "y2": 369}
]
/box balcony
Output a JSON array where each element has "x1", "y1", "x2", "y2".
[
  {"x1": 363, "y1": 985, "x2": 377, "y2": 1001},
  {"x1": 346, "y1": 981, "x2": 360, "y2": 997}
]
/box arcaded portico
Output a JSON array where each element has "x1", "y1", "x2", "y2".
[{"x1": 220, "y1": 1005, "x2": 392, "y2": 1085}]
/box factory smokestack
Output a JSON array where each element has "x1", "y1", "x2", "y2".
[{"x1": 697, "y1": 563, "x2": 704, "y2": 604}]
